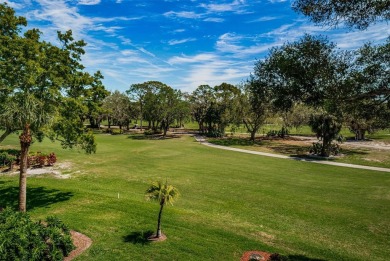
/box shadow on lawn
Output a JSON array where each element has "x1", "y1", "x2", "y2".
[
  {"x1": 123, "y1": 230, "x2": 154, "y2": 245},
  {"x1": 0, "y1": 186, "x2": 73, "y2": 211},
  {"x1": 209, "y1": 137, "x2": 264, "y2": 147},
  {"x1": 127, "y1": 134, "x2": 180, "y2": 140},
  {"x1": 287, "y1": 255, "x2": 326, "y2": 261}
]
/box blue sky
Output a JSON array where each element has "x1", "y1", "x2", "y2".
[{"x1": 3, "y1": 0, "x2": 390, "y2": 92}]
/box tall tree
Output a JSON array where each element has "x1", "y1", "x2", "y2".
[
  {"x1": 293, "y1": 0, "x2": 390, "y2": 30},
  {"x1": 103, "y1": 91, "x2": 133, "y2": 133},
  {"x1": 254, "y1": 35, "x2": 352, "y2": 155},
  {"x1": 240, "y1": 79, "x2": 272, "y2": 141},
  {"x1": 127, "y1": 82, "x2": 151, "y2": 130},
  {"x1": 0, "y1": 3, "x2": 97, "y2": 211},
  {"x1": 189, "y1": 85, "x2": 214, "y2": 133},
  {"x1": 158, "y1": 86, "x2": 182, "y2": 136},
  {"x1": 85, "y1": 71, "x2": 109, "y2": 128},
  {"x1": 344, "y1": 38, "x2": 390, "y2": 139}
]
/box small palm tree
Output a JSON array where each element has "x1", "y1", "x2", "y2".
[{"x1": 145, "y1": 180, "x2": 180, "y2": 239}]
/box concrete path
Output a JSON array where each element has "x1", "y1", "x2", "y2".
[{"x1": 194, "y1": 136, "x2": 390, "y2": 173}]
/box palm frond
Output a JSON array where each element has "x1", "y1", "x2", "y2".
[{"x1": 145, "y1": 180, "x2": 180, "y2": 205}]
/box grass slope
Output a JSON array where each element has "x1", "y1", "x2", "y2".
[{"x1": 0, "y1": 134, "x2": 389, "y2": 260}]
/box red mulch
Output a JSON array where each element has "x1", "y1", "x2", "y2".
[
  {"x1": 64, "y1": 231, "x2": 92, "y2": 261},
  {"x1": 240, "y1": 251, "x2": 272, "y2": 261}
]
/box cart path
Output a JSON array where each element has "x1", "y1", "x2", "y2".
[{"x1": 194, "y1": 136, "x2": 390, "y2": 173}]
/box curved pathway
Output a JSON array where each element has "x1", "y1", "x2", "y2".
[{"x1": 194, "y1": 136, "x2": 390, "y2": 173}]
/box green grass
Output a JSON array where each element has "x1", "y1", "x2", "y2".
[{"x1": 1, "y1": 133, "x2": 389, "y2": 260}]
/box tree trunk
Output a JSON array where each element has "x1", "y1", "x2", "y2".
[
  {"x1": 321, "y1": 137, "x2": 330, "y2": 157},
  {"x1": 355, "y1": 129, "x2": 366, "y2": 140},
  {"x1": 89, "y1": 117, "x2": 97, "y2": 128},
  {"x1": 250, "y1": 131, "x2": 256, "y2": 141},
  {"x1": 108, "y1": 117, "x2": 111, "y2": 129},
  {"x1": 156, "y1": 203, "x2": 164, "y2": 238},
  {"x1": 19, "y1": 124, "x2": 32, "y2": 212},
  {"x1": 140, "y1": 103, "x2": 143, "y2": 131}
]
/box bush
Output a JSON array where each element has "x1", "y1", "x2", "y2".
[
  {"x1": 310, "y1": 142, "x2": 341, "y2": 156},
  {"x1": 144, "y1": 129, "x2": 155, "y2": 135},
  {"x1": 267, "y1": 127, "x2": 289, "y2": 138},
  {"x1": 0, "y1": 152, "x2": 15, "y2": 167},
  {"x1": 47, "y1": 153, "x2": 57, "y2": 166},
  {"x1": 205, "y1": 129, "x2": 224, "y2": 138},
  {"x1": 28, "y1": 152, "x2": 57, "y2": 167},
  {"x1": 0, "y1": 208, "x2": 75, "y2": 260},
  {"x1": 144, "y1": 129, "x2": 163, "y2": 135}
]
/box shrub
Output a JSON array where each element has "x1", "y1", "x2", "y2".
[
  {"x1": 27, "y1": 152, "x2": 57, "y2": 167},
  {"x1": 310, "y1": 142, "x2": 341, "y2": 156},
  {"x1": 47, "y1": 153, "x2": 57, "y2": 166},
  {"x1": 266, "y1": 130, "x2": 278, "y2": 137},
  {"x1": 144, "y1": 129, "x2": 154, "y2": 135},
  {"x1": 144, "y1": 129, "x2": 163, "y2": 135},
  {"x1": 0, "y1": 208, "x2": 75, "y2": 260},
  {"x1": 267, "y1": 127, "x2": 289, "y2": 138},
  {"x1": 37, "y1": 154, "x2": 46, "y2": 167},
  {"x1": 0, "y1": 153, "x2": 15, "y2": 167},
  {"x1": 205, "y1": 129, "x2": 224, "y2": 138}
]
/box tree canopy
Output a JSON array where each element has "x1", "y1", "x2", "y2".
[
  {"x1": 293, "y1": 0, "x2": 390, "y2": 30},
  {"x1": 0, "y1": 3, "x2": 102, "y2": 211}
]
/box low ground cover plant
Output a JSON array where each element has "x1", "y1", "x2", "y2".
[
  {"x1": 28, "y1": 152, "x2": 57, "y2": 167},
  {"x1": 0, "y1": 208, "x2": 74, "y2": 261}
]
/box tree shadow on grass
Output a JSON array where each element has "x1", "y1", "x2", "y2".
[
  {"x1": 123, "y1": 230, "x2": 154, "y2": 245},
  {"x1": 209, "y1": 137, "x2": 264, "y2": 147},
  {"x1": 127, "y1": 134, "x2": 180, "y2": 140},
  {"x1": 0, "y1": 186, "x2": 73, "y2": 211},
  {"x1": 288, "y1": 255, "x2": 326, "y2": 261}
]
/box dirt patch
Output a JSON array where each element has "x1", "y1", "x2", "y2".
[{"x1": 1, "y1": 162, "x2": 72, "y2": 179}]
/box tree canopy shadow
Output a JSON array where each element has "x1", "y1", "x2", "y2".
[
  {"x1": 288, "y1": 254, "x2": 326, "y2": 261},
  {"x1": 123, "y1": 230, "x2": 154, "y2": 245},
  {"x1": 127, "y1": 134, "x2": 180, "y2": 140},
  {"x1": 209, "y1": 137, "x2": 264, "y2": 147},
  {"x1": 0, "y1": 185, "x2": 73, "y2": 211}
]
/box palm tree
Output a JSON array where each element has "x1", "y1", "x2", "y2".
[{"x1": 145, "y1": 180, "x2": 179, "y2": 239}]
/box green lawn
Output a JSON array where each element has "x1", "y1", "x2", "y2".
[{"x1": 0, "y1": 134, "x2": 389, "y2": 260}]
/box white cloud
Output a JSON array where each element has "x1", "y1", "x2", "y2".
[
  {"x1": 168, "y1": 38, "x2": 197, "y2": 45},
  {"x1": 164, "y1": 11, "x2": 202, "y2": 19},
  {"x1": 330, "y1": 23, "x2": 390, "y2": 49},
  {"x1": 2, "y1": 0, "x2": 26, "y2": 9},
  {"x1": 248, "y1": 16, "x2": 282, "y2": 23},
  {"x1": 204, "y1": 17, "x2": 224, "y2": 23},
  {"x1": 78, "y1": 0, "x2": 101, "y2": 5},
  {"x1": 200, "y1": 0, "x2": 246, "y2": 13},
  {"x1": 172, "y1": 29, "x2": 186, "y2": 33},
  {"x1": 177, "y1": 59, "x2": 250, "y2": 90},
  {"x1": 168, "y1": 53, "x2": 217, "y2": 64},
  {"x1": 138, "y1": 47, "x2": 156, "y2": 58}
]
